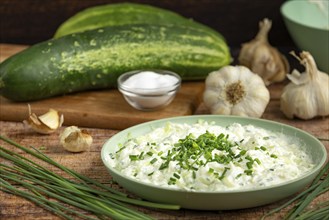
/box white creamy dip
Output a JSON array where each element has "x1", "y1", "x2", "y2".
[{"x1": 109, "y1": 121, "x2": 314, "y2": 192}]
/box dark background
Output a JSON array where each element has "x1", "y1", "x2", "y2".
[
  {"x1": 1, "y1": 0, "x2": 299, "y2": 66},
  {"x1": 0, "y1": 0, "x2": 294, "y2": 46}
]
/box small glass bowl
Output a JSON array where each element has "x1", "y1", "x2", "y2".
[{"x1": 118, "y1": 70, "x2": 181, "y2": 111}]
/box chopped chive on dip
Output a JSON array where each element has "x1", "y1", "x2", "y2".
[{"x1": 110, "y1": 121, "x2": 314, "y2": 192}]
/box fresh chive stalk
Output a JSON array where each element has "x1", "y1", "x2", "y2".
[
  {"x1": 294, "y1": 200, "x2": 329, "y2": 220},
  {"x1": 0, "y1": 135, "x2": 180, "y2": 220},
  {"x1": 261, "y1": 161, "x2": 329, "y2": 220},
  {"x1": 0, "y1": 178, "x2": 97, "y2": 220}
]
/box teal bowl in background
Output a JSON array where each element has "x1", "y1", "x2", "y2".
[
  {"x1": 281, "y1": 0, "x2": 329, "y2": 73},
  {"x1": 101, "y1": 115, "x2": 327, "y2": 210}
]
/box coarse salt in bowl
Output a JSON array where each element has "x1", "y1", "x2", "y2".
[{"x1": 118, "y1": 70, "x2": 181, "y2": 111}]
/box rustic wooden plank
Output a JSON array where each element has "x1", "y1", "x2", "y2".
[
  {"x1": 0, "y1": 44, "x2": 28, "y2": 62},
  {"x1": 1, "y1": 100, "x2": 328, "y2": 220},
  {"x1": 0, "y1": 44, "x2": 205, "y2": 130},
  {"x1": 0, "y1": 82, "x2": 204, "y2": 130}
]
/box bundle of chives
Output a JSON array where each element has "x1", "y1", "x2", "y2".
[
  {"x1": 262, "y1": 161, "x2": 329, "y2": 220},
  {"x1": 0, "y1": 135, "x2": 180, "y2": 220}
]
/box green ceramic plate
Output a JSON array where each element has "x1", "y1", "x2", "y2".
[{"x1": 101, "y1": 115, "x2": 327, "y2": 210}]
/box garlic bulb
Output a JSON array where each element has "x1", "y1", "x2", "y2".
[
  {"x1": 23, "y1": 104, "x2": 64, "y2": 134},
  {"x1": 203, "y1": 65, "x2": 270, "y2": 118},
  {"x1": 60, "y1": 126, "x2": 93, "y2": 152},
  {"x1": 280, "y1": 51, "x2": 329, "y2": 120},
  {"x1": 238, "y1": 18, "x2": 289, "y2": 85}
]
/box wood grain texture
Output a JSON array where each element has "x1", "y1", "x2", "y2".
[
  {"x1": 0, "y1": 83, "x2": 204, "y2": 129},
  {"x1": 0, "y1": 44, "x2": 28, "y2": 63},
  {"x1": 0, "y1": 100, "x2": 328, "y2": 219},
  {"x1": 0, "y1": 44, "x2": 204, "y2": 130}
]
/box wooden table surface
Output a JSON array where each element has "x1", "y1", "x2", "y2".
[{"x1": 1, "y1": 46, "x2": 328, "y2": 219}]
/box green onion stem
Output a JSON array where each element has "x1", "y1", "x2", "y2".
[
  {"x1": 0, "y1": 178, "x2": 97, "y2": 220},
  {"x1": 0, "y1": 154, "x2": 176, "y2": 210},
  {"x1": 0, "y1": 167, "x2": 150, "y2": 220},
  {"x1": 0, "y1": 136, "x2": 179, "y2": 210},
  {"x1": 1, "y1": 135, "x2": 126, "y2": 196},
  {"x1": 283, "y1": 161, "x2": 329, "y2": 220},
  {"x1": 286, "y1": 177, "x2": 329, "y2": 219},
  {"x1": 0, "y1": 135, "x2": 180, "y2": 220},
  {"x1": 261, "y1": 161, "x2": 329, "y2": 220},
  {"x1": 1, "y1": 166, "x2": 148, "y2": 220},
  {"x1": 294, "y1": 201, "x2": 329, "y2": 220},
  {"x1": 310, "y1": 160, "x2": 329, "y2": 185},
  {"x1": 296, "y1": 208, "x2": 329, "y2": 220},
  {"x1": 0, "y1": 172, "x2": 121, "y2": 218}
]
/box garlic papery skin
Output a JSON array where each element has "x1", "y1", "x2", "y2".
[
  {"x1": 23, "y1": 105, "x2": 64, "y2": 134},
  {"x1": 60, "y1": 126, "x2": 93, "y2": 152},
  {"x1": 280, "y1": 51, "x2": 329, "y2": 120},
  {"x1": 238, "y1": 18, "x2": 289, "y2": 85},
  {"x1": 203, "y1": 65, "x2": 270, "y2": 118}
]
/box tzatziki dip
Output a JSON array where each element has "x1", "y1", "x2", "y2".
[{"x1": 108, "y1": 120, "x2": 314, "y2": 192}]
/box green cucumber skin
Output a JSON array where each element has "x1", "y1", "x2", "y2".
[
  {"x1": 0, "y1": 24, "x2": 231, "y2": 102},
  {"x1": 54, "y1": 2, "x2": 223, "y2": 40}
]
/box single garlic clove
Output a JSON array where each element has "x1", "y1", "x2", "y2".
[
  {"x1": 60, "y1": 126, "x2": 93, "y2": 152},
  {"x1": 38, "y1": 109, "x2": 63, "y2": 130},
  {"x1": 286, "y1": 69, "x2": 309, "y2": 85},
  {"x1": 23, "y1": 105, "x2": 64, "y2": 134}
]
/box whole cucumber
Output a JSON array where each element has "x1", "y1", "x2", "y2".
[
  {"x1": 0, "y1": 24, "x2": 231, "y2": 101},
  {"x1": 54, "y1": 2, "x2": 223, "y2": 39}
]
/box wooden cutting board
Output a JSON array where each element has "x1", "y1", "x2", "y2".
[{"x1": 0, "y1": 44, "x2": 205, "y2": 130}]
